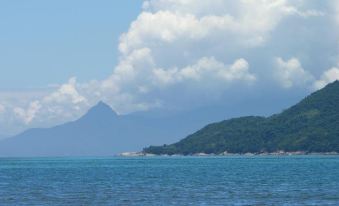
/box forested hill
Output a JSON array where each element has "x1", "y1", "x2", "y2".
[{"x1": 144, "y1": 81, "x2": 339, "y2": 155}]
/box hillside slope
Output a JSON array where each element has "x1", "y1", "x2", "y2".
[{"x1": 144, "y1": 81, "x2": 339, "y2": 155}]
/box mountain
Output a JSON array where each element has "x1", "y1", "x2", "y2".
[
  {"x1": 0, "y1": 101, "x2": 233, "y2": 157},
  {"x1": 0, "y1": 134, "x2": 8, "y2": 140},
  {"x1": 144, "y1": 81, "x2": 339, "y2": 155}
]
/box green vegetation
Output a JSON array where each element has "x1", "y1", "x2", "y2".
[{"x1": 144, "y1": 81, "x2": 339, "y2": 155}]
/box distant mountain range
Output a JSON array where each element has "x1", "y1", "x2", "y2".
[
  {"x1": 0, "y1": 102, "x2": 233, "y2": 157},
  {"x1": 144, "y1": 81, "x2": 339, "y2": 155},
  {"x1": 2, "y1": 81, "x2": 337, "y2": 157}
]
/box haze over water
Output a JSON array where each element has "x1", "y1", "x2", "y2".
[{"x1": 1, "y1": 156, "x2": 339, "y2": 205}]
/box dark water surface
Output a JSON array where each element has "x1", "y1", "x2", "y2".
[{"x1": 0, "y1": 156, "x2": 339, "y2": 205}]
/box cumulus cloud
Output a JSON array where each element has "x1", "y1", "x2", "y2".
[
  {"x1": 43, "y1": 77, "x2": 87, "y2": 105},
  {"x1": 143, "y1": 0, "x2": 324, "y2": 18},
  {"x1": 10, "y1": 78, "x2": 88, "y2": 125},
  {"x1": 14, "y1": 101, "x2": 41, "y2": 124},
  {"x1": 313, "y1": 67, "x2": 339, "y2": 90},
  {"x1": 0, "y1": 0, "x2": 333, "y2": 132},
  {"x1": 97, "y1": 48, "x2": 256, "y2": 113},
  {"x1": 274, "y1": 57, "x2": 315, "y2": 89},
  {"x1": 121, "y1": 0, "x2": 318, "y2": 56},
  {"x1": 98, "y1": 0, "x2": 323, "y2": 113},
  {"x1": 153, "y1": 57, "x2": 255, "y2": 86}
]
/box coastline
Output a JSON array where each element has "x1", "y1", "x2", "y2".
[{"x1": 118, "y1": 151, "x2": 339, "y2": 157}]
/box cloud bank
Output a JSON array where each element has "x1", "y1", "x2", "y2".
[{"x1": 0, "y1": 0, "x2": 338, "y2": 133}]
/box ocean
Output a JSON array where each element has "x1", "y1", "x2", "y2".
[{"x1": 0, "y1": 156, "x2": 339, "y2": 205}]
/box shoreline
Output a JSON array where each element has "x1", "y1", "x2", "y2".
[{"x1": 118, "y1": 151, "x2": 339, "y2": 157}]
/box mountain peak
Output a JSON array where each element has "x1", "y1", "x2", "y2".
[
  {"x1": 81, "y1": 101, "x2": 118, "y2": 121},
  {"x1": 95, "y1": 101, "x2": 111, "y2": 109},
  {"x1": 92, "y1": 101, "x2": 117, "y2": 113}
]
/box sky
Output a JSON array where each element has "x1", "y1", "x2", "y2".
[
  {"x1": 0, "y1": 0, "x2": 142, "y2": 88},
  {"x1": 0, "y1": 0, "x2": 339, "y2": 135}
]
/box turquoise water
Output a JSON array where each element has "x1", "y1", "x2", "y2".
[{"x1": 0, "y1": 156, "x2": 339, "y2": 205}]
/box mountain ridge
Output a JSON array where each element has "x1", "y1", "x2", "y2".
[{"x1": 0, "y1": 101, "x2": 231, "y2": 157}]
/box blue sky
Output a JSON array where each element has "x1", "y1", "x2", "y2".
[
  {"x1": 0, "y1": 0, "x2": 142, "y2": 89},
  {"x1": 0, "y1": 0, "x2": 339, "y2": 135}
]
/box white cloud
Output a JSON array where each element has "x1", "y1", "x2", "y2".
[
  {"x1": 152, "y1": 57, "x2": 256, "y2": 86},
  {"x1": 0, "y1": 0, "x2": 331, "y2": 133},
  {"x1": 9, "y1": 78, "x2": 88, "y2": 125},
  {"x1": 98, "y1": 48, "x2": 256, "y2": 113},
  {"x1": 313, "y1": 67, "x2": 339, "y2": 90},
  {"x1": 14, "y1": 101, "x2": 41, "y2": 124},
  {"x1": 120, "y1": 0, "x2": 311, "y2": 55},
  {"x1": 102, "y1": 0, "x2": 323, "y2": 113},
  {"x1": 142, "y1": 0, "x2": 324, "y2": 18},
  {"x1": 43, "y1": 77, "x2": 87, "y2": 104},
  {"x1": 274, "y1": 57, "x2": 314, "y2": 89}
]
